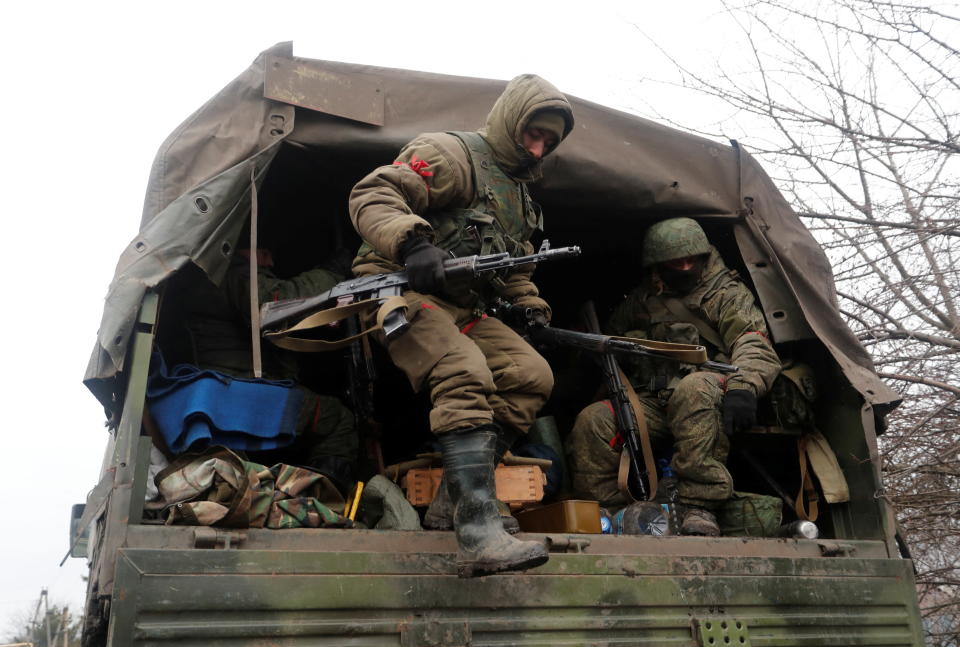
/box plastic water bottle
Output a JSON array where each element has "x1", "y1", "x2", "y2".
[
  {"x1": 613, "y1": 502, "x2": 670, "y2": 536},
  {"x1": 600, "y1": 512, "x2": 613, "y2": 534}
]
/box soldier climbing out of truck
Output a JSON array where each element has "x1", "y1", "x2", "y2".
[{"x1": 346, "y1": 73, "x2": 575, "y2": 577}]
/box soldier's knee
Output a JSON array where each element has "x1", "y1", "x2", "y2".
[
  {"x1": 567, "y1": 401, "x2": 617, "y2": 457},
  {"x1": 520, "y1": 351, "x2": 554, "y2": 400},
  {"x1": 672, "y1": 371, "x2": 725, "y2": 406}
]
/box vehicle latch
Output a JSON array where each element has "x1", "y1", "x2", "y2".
[
  {"x1": 193, "y1": 527, "x2": 246, "y2": 549},
  {"x1": 694, "y1": 616, "x2": 751, "y2": 647},
  {"x1": 400, "y1": 618, "x2": 470, "y2": 647},
  {"x1": 818, "y1": 541, "x2": 856, "y2": 557},
  {"x1": 546, "y1": 535, "x2": 591, "y2": 553}
]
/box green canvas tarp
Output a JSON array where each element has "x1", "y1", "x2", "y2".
[{"x1": 83, "y1": 41, "x2": 899, "y2": 416}]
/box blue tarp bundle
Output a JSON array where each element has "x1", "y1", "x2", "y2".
[{"x1": 147, "y1": 354, "x2": 303, "y2": 454}]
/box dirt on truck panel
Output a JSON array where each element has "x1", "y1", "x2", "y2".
[{"x1": 75, "y1": 43, "x2": 924, "y2": 647}]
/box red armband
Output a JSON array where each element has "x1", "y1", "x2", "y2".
[{"x1": 393, "y1": 155, "x2": 434, "y2": 181}]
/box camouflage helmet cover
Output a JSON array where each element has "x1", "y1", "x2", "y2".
[{"x1": 641, "y1": 217, "x2": 711, "y2": 267}]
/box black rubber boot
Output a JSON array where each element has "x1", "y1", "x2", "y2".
[
  {"x1": 440, "y1": 425, "x2": 548, "y2": 577},
  {"x1": 424, "y1": 425, "x2": 521, "y2": 534}
]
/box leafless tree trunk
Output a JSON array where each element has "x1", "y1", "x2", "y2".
[{"x1": 641, "y1": 1, "x2": 959, "y2": 642}]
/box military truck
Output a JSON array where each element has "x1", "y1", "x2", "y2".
[{"x1": 74, "y1": 42, "x2": 926, "y2": 646}]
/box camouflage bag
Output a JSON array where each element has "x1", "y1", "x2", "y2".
[
  {"x1": 717, "y1": 491, "x2": 783, "y2": 537},
  {"x1": 156, "y1": 446, "x2": 351, "y2": 529},
  {"x1": 156, "y1": 446, "x2": 273, "y2": 528},
  {"x1": 265, "y1": 464, "x2": 349, "y2": 529},
  {"x1": 761, "y1": 361, "x2": 818, "y2": 431}
]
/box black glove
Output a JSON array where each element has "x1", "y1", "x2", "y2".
[
  {"x1": 399, "y1": 236, "x2": 448, "y2": 295},
  {"x1": 722, "y1": 388, "x2": 757, "y2": 437},
  {"x1": 526, "y1": 309, "x2": 549, "y2": 328}
]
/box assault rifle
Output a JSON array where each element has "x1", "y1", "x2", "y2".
[
  {"x1": 527, "y1": 325, "x2": 739, "y2": 375},
  {"x1": 260, "y1": 240, "x2": 581, "y2": 340},
  {"x1": 504, "y1": 300, "x2": 738, "y2": 500}
]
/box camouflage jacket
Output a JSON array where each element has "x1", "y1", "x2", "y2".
[{"x1": 608, "y1": 246, "x2": 780, "y2": 397}]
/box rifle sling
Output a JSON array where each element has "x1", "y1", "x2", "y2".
[
  {"x1": 795, "y1": 435, "x2": 820, "y2": 522},
  {"x1": 660, "y1": 297, "x2": 730, "y2": 355},
  {"x1": 248, "y1": 168, "x2": 263, "y2": 378},
  {"x1": 264, "y1": 296, "x2": 407, "y2": 352},
  {"x1": 607, "y1": 335, "x2": 708, "y2": 365},
  {"x1": 615, "y1": 366, "x2": 658, "y2": 503}
]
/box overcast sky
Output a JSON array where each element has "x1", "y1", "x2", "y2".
[{"x1": 0, "y1": 0, "x2": 739, "y2": 632}]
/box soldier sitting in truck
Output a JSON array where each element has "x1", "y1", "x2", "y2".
[
  {"x1": 566, "y1": 217, "x2": 781, "y2": 536},
  {"x1": 153, "y1": 242, "x2": 359, "y2": 493}
]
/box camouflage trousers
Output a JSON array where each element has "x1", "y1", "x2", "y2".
[
  {"x1": 385, "y1": 292, "x2": 554, "y2": 434},
  {"x1": 566, "y1": 371, "x2": 733, "y2": 510},
  {"x1": 249, "y1": 390, "x2": 358, "y2": 468}
]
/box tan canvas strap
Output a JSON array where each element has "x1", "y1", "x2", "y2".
[
  {"x1": 803, "y1": 429, "x2": 849, "y2": 503},
  {"x1": 265, "y1": 296, "x2": 407, "y2": 352},
  {"x1": 795, "y1": 435, "x2": 820, "y2": 521},
  {"x1": 248, "y1": 168, "x2": 263, "y2": 378},
  {"x1": 608, "y1": 335, "x2": 709, "y2": 365},
  {"x1": 617, "y1": 451, "x2": 635, "y2": 503},
  {"x1": 615, "y1": 366, "x2": 658, "y2": 502},
  {"x1": 661, "y1": 297, "x2": 730, "y2": 355}
]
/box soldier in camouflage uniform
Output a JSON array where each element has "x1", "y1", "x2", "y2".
[
  {"x1": 160, "y1": 248, "x2": 359, "y2": 491},
  {"x1": 349, "y1": 74, "x2": 574, "y2": 576},
  {"x1": 566, "y1": 218, "x2": 780, "y2": 536}
]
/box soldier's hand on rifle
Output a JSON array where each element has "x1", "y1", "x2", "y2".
[
  {"x1": 722, "y1": 388, "x2": 757, "y2": 436},
  {"x1": 526, "y1": 309, "x2": 549, "y2": 328},
  {"x1": 400, "y1": 236, "x2": 449, "y2": 295}
]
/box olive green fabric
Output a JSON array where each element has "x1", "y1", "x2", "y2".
[
  {"x1": 384, "y1": 292, "x2": 553, "y2": 435},
  {"x1": 357, "y1": 474, "x2": 423, "y2": 531},
  {"x1": 567, "y1": 246, "x2": 779, "y2": 510},
  {"x1": 156, "y1": 446, "x2": 351, "y2": 529},
  {"x1": 169, "y1": 254, "x2": 341, "y2": 379},
  {"x1": 525, "y1": 110, "x2": 567, "y2": 147},
  {"x1": 567, "y1": 372, "x2": 734, "y2": 510},
  {"x1": 477, "y1": 74, "x2": 574, "y2": 181},
  {"x1": 763, "y1": 361, "x2": 818, "y2": 430},
  {"x1": 567, "y1": 399, "x2": 669, "y2": 510},
  {"x1": 160, "y1": 254, "x2": 359, "y2": 465},
  {"x1": 641, "y1": 217, "x2": 712, "y2": 267},
  {"x1": 85, "y1": 49, "x2": 899, "y2": 424},
  {"x1": 354, "y1": 132, "x2": 548, "y2": 314},
  {"x1": 717, "y1": 491, "x2": 783, "y2": 537}
]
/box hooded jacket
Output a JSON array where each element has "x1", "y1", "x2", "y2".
[{"x1": 348, "y1": 74, "x2": 573, "y2": 313}]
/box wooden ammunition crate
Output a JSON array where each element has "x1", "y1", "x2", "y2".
[
  {"x1": 515, "y1": 500, "x2": 602, "y2": 534},
  {"x1": 404, "y1": 466, "x2": 546, "y2": 507}
]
